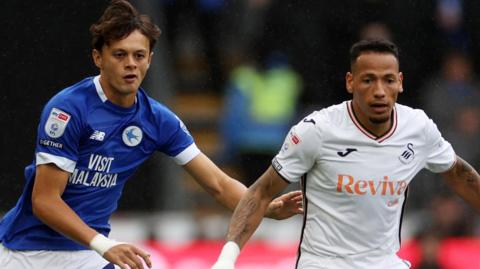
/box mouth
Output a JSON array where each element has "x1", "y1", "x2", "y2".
[
  {"x1": 370, "y1": 103, "x2": 389, "y2": 114},
  {"x1": 123, "y1": 74, "x2": 137, "y2": 83}
]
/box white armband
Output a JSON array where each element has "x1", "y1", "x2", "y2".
[{"x1": 89, "y1": 234, "x2": 122, "y2": 256}]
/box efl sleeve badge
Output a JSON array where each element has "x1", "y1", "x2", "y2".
[{"x1": 44, "y1": 108, "x2": 71, "y2": 138}]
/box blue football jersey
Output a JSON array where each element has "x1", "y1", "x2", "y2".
[{"x1": 0, "y1": 76, "x2": 200, "y2": 250}]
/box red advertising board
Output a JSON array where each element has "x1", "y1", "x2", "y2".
[{"x1": 136, "y1": 238, "x2": 479, "y2": 269}]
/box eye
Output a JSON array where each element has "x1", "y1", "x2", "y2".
[
  {"x1": 135, "y1": 53, "x2": 146, "y2": 60},
  {"x1": 113, "y1": 51, "x2": 126, "y2": 58},
  {"x1": 362, "y1": 78, "x2": 371, "y2": 84}
]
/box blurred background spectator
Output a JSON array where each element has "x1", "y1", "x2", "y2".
[
  {"x1": 1, "y1": 0, "x2": 479, "y2": 268},
  {"x1": 434, "y1": 0, "x2": 469, "y2": 53},
  {"x1": 422, "y1": 50, "x2": 480, "y2": 166},
  {"x1": 220, "y1": 51, "x2": 301, "y2": 186}
]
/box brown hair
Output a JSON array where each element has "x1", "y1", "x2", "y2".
[{"x1": 90, "y1": 0, "x2": 161, "y2": 51}]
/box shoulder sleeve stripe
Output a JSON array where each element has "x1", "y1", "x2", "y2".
[
  {"x1": 36, "y1": 152, "x2": 77, "y2": 173},
  {"x1": 173, "y1": 143, "x2": 201, "y2": 165}
]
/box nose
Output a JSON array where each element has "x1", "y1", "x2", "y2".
[
  {"x1": 373, "y1": 81, "x2": 386, "y2": 98},
  {"x1": 125, "y1": 55, "x2": 137, "y2": 69}
]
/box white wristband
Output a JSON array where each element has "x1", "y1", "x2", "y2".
[
  {"x1": 89, "y1": 234, "x2": 122, "y2": 256},
  {"x1": 217, "y1": 241, "x2": 240, "y2": 263}
]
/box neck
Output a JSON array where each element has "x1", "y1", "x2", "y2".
[
  {"x1": 351, "y1": 102, "x2": 392, "y2": 137},
  {"x1": 99, "y1": 76, "x2": 136, "y2": 108},
  {"x1": 108, "y1": 94, "x2": 136, "y2": 108}
]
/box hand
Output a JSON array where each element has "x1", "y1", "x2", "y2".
[
  {"x1": 103, "y1": 243, "x2": 152, "y2": 269},
  {"x1": 265, "y1": 190, "x2": 303, "y2": 220},
  {"x1": 211, "y1": 259, "x2": 235, "y2": 269}
]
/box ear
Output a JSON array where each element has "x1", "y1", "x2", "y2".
[
  {"x1": 147, "y1": 52, "x2": 154, "y2": 69},
  {"x1": 92, "y1": 49, "x2": 102, "y2": 69},
  {"x1": 398, "y1": 72, "x2": 404, "y2": 93},
  {"x1": 346, "y1": 72, "x2": 354, "y2": 94}
]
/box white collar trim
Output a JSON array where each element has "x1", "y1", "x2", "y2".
[{"x1": 93, "y1": 75, "x2": 107, "y2": 103}]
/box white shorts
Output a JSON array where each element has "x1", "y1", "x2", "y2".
[
  {"x1": 0, "y1": 243, "x2": 116, "y2": 269},
  {"x1": 297, "y1": 252, "x2": 411, "y2": 269}
]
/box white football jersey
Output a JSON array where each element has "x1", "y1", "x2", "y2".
[{"x1": 272, "y1": 101, "x2": 456, "y2": 269}]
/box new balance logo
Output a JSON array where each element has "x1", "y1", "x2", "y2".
[
  {"x1": 337, "y1": 148, "x2": 357, "y2": 157},
  {"x1": 90, "y1": 130, "x2": 105, "y2": 141}
]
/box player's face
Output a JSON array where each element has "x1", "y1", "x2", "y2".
[
  {"x1": 346, "y1": 52, "x2": 403, "y2": 128},
  {"x1": 93, "y1": 30, "x2": 152, "y2": 106}
]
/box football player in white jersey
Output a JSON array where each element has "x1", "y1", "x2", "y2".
[{"x1": 211, "y1": 39, "x2": 480, "y2": 269}]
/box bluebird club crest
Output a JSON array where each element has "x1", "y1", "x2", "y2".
[{"x1": 122, "y1": 126, "x2": 142, "y2": 147}]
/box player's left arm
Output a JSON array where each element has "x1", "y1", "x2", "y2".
[
  {"x1": 183, "y1": 153, "x2": 302, "y2": 219},
  {"x1": 441, "y1": 155, "x2": 480, "y2": 212}
]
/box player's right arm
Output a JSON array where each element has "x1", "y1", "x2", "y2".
[
  {"x1": 226, "y1": 166, "x2": 290, "y2": 248},
  {"x1": 211, "y1": 114, "x2": 320, "y2": 269},
  {"x1": 32, "y1": 163, "x2": 97, "y2": 246},
  {"x1": 32, "y1": 163, "x2": 152, "y2": 269},
  {"x1": 211, "y1": 166, "x2": 290, "y2": 269},
  {"x1": 32, "y1": 98, "x2": 152, "y2": 268}
]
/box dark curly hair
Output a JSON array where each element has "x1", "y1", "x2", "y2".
[{"x1": 90, "y1": 0, "x2": 161, "y2": 51}]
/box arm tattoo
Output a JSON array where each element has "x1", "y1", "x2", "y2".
[
  {"x1": 226, "y1": 183, "x2": 264, "y2": 243},
  {"x1": 227, "y1": 195, "x2": 258, "y2": 242},
  {"x1": 455, "y1": 157, "x2": 479, "y2": 184},
  {"x1": 448, "y1": 156, "x2": 480, "y2": 212}
]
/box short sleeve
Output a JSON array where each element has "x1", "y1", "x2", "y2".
[
  {"x1": 155, "y1": 107, "x2": 200, "y2": 165},
  {"x1": 35, "y1": 103, "x2": 83, "y2": 173},
  {"x1": 424, "y1": 117, "x2": 456, "y2": 173},
  {"x1": 272, "y1": 120, "x2": 320, "y2": 183}
]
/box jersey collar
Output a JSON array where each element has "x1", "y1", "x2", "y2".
[
  {"x1": 347, "y1": 100, "x2": 397, "y2": 143},
  {"x1": 93, "y1": 75, "x2": 108, "y2": 102}
]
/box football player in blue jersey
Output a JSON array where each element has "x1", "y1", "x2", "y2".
[{"x1": 0, "y1": 1, "x2": 302, "y2": 268}]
